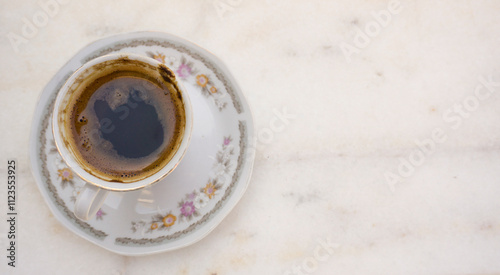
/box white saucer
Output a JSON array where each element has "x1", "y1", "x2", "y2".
[{"x1": 29, "y1": 32, "x2": 255, "y2": 256}]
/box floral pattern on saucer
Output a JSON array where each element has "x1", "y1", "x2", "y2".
[
  {"x1": 130, "y1": 137, "x2": 232, "y2": 235},
  {"x1": 147, "y1": 51, "x2": 228, "y2": 111},
  {"x1": 37, "y1": 103, "x2": 109, "y2": 239},
  {"x1": 31, "y1": 32, "x2": 254, "y2": 254},
  {"x1": 50, "y1": 138, "x2": 109, "y2": 221}
]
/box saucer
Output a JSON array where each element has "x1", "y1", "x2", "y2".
[{"x1": 29, "y1": 32, "x2": 255, "y2": 255}]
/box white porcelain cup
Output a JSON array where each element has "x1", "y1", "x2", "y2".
[{"x1": 52, "y1": 53, "x2": 193, "y2": 221}]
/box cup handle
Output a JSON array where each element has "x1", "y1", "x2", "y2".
[{"x1": 74, "y1": 183, "x2": 109, "y2": 221}]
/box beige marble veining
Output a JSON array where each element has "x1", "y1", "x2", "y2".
[{"x1": 1, "y1": 0, "x2": 500, "y2": 274}]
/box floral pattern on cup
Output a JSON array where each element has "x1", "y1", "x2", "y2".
[{"x1": 129, "y1": 136, "x2": 234, "y2": 234}]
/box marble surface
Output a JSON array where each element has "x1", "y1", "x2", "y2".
[{"x1": 1, "y1": 0, "x2": 500, "y2": 274}]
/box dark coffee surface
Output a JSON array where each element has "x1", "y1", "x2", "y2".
[
  {"x1": 93, "y1": 88, "x2": 164, "y2": 158},
  {"x1": 67, "y1": 71, "x2": 185, "y2": 182}
]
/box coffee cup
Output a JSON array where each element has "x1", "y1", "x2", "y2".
[{"x1": 52, "y1": 53, "x2": 193, "y2": 221}]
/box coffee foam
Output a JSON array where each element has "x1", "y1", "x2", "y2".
[
  {"x1": 72, "y1": 76, "x2": 178, "y2": 180},
  {"x1": 64, "y1": 61, "x2": 186, "y2": 183}
]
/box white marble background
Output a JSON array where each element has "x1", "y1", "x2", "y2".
[{"x1": 1, "y1": 0, "x2": 500, "y2": 274}]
